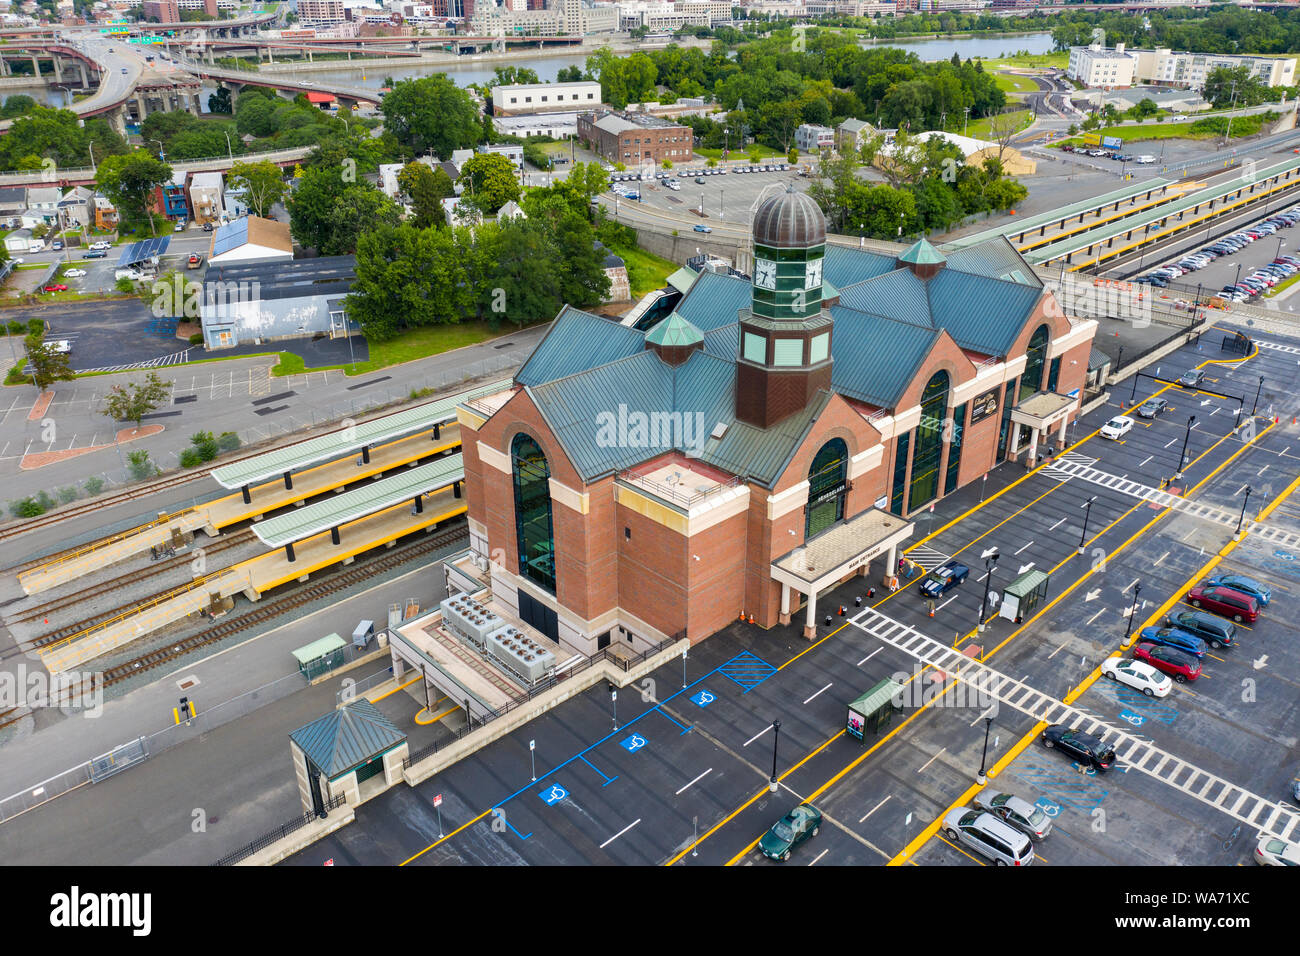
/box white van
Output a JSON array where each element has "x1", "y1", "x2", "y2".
[
  {"x1": 1135, "y1": 155, "x2": 1156, "y2": 164},
  {"x1": 115, "y1": 268, "x2": 142, "y2": 281},
  {"x1": 942, "y1": 808, "x2": 1035, "y2": 866}
]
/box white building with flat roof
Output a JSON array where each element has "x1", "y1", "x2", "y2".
[
  {"x1": 493, "y1": 80, "x2": 601, "y2": 115},
  {"x1": 1069, "y1": 42, "x2": 1297, "y2": 91}
]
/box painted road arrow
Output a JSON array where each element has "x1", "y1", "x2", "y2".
[
  {"x1": 1085, "y1": 589, "x2": 1102, "y2": 601},
  {"x1": 1254, "y1": 655, "x2": 1269, "y2": 670},
  {"x1": 1019, "y1": 562, "x2": 1035, "y2": 574}
]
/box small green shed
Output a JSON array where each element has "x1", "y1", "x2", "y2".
[
  {"x1": 292, "y1": 633, "x2": 347, "y2": 680},
  {"x1": 846, "y1": 677, "x2": 904, "y2": 742},
  {"x1": 999, "y1": 570, "x2": 1050, "y2": 624}
]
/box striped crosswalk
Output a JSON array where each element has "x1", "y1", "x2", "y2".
[
  {"x1": 850, "y1": 606, "x2": 1300, "y2": 843},
  {"x1": 906, "y1": 546, "x2": 951, "y2": 570},
  {"x1": 1257, "y1": 339, "x2": 1300, "y2": 356},
  {"x1": 79, "y1": 349, "x2": 194, "y2": 374},
  {"x1": 1040, "y1": 451, "x2": 1097, "y2": 483}
]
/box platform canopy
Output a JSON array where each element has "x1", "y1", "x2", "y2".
[
  {"x1": 210, "y1": 379, "x2": 507, "y2": 489},
  {"x1": 251, "y1": 453, "x2": 464, "y2": 548},
  {"x1": 117, "y1": 236, "x2": 170, "y2": 267}
]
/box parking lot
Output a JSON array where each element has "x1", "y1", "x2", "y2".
[
  {"x1": 608, "y1": 162, "x2": 809, "y2": 228},
  {"x1": 281, "y1": 321, "x2": 1300, "y2": 868}
]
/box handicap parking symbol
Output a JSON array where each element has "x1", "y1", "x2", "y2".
[
  {"x1": 1034, "y1": 796, "x2": 1062, "y2": 818},
  {"x1": 540, "y1": 783, "x2": 568, "y2": 805},
  {"x1": 690, "y1": 689, "x2": 716, "y2": 708},
  {"x1": 1118, "y1": 709, "x2": 1147, "y2": 727},
  {"x1": 621, "y1": 733, "x2": 647, "y2": 753}
]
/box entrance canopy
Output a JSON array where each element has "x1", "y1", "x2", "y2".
[
  {"x1": 1011, "y1": 391, "x2": 1076, "y2": 432},
  {"x1": 772, "y1": 507, "x2": 914, "y2": 595}
]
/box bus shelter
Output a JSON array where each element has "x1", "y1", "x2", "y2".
[
  {"x1": 999, "y1": 570, "x2": 1050, "y2": 625},
  {"x1": 846, "y1": 677, "x2": 905, "y2": 742}
]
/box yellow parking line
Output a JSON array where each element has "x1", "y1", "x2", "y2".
[{"x1": 936, "y1": 834, "x2": 986, "y2": 865}]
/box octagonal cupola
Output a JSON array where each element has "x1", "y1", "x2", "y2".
[{"x1": 897, "y1": 237, "x2": 946, "y2": 279}]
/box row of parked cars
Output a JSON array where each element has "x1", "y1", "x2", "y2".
[
  {"x1": 1134, "y1": 206, "x2": 1300, "y2": 298},
  {"x1": 1059, "y1": 144, "x2": 1156, "y2": 163}
]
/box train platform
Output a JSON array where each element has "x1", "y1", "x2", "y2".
[{"x1": 41, "y1": 464, "x2": 468, "y2": 675}]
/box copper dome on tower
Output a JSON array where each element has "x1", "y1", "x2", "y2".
[{"x1": 752, "y1": 185, "x2": 826, "y2": 249}]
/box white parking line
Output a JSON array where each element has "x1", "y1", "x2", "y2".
[
  {"x1": 938, "y1": 594, "x2": 958, "y2": 611},
  {"x1": 857, "y1": 648, "x2": 881, "y2": 666},
  {"x1": 744, "y1": 724, "x2": 773, "y2": 747},
  {"x1": 803, "y1": 683, "x2": 833, "y2": 705},
  {"x1": 1154, "y1": 551, "x2": 1169, "y2": 566},
  {"x1": 599, "y1": 818, "x2": 641, "y2": 850},
  {"x1": 1122, "y1": 578, "x2": 1139, "y2": 594},
  {"x1": 1165, "y1": 438, "x2": 1178, "y2": 448},
  {"x1": 807, "y1": 849, "x2": 828, "y2": 866},
  {"x1": 917, "y1": 748, "x2": 946, "y2": 774},
  {"x1": 1086, "y1": 609, "x2": 1106, "y2": 626},
  {"x1": 1139, "y1": 455, "x2": 1153, "y2": 468},
  {"x1": 676, "y1": 768, "x2": 712, "y2": 795},
  {"x1": 1049, "y1": 516, "x2": 1066, "y2": 531},
  {"x1": 1015, "y1": 540, "x2": 1033, "y2": 555},
  {"x1": 1048, "y1": 640, "x2": 1071, "y2": 659},
  {"x1": 860, "y1": 796, "x2": 891, "y2": 823}
]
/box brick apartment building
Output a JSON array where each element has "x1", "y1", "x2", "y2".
[
  {"x1": 454, "y1": 190, "x2": 1098, "y2": 657},
  {"x1": 577, "y1": 110, "x2": 692, "y2": 166}
]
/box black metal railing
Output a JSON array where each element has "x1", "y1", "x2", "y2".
[
  {"x1": 212, "y1": 794, "x2": 346, "y2": 866},
  {"x1": 401, "y1": 634, "x2": 684, "y2": 771}
]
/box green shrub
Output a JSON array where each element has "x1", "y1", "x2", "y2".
[
  {"x1": 35, "y1": 491, "x2": 55, "y2": 511},
  {"x1": 10, "y1": 497, "x2": 43, "y2": 517},
  {"x1": 26, "y1": 318, "x2": 43, "y2": 336},
  {"x1": 126, "y1": 449, "x2": 156, "y2": 480},
  {"x1": 5, "y1": 363, "x2": 26, "y2": 386},
  {"x1": 7, "y1": 321, "x2": 23, "y2": 336},
  {"x1": 115, "y1": 277, "x2": 135, "y2": 294},
  {"x1": 217, "y1": 431, "x2": 240, "y2": 452},
  {"x1": 57, "y1": 486, "x2": 78, "y2": 504},
  {"x1": 189, "y1": 332, "x2": 205, "y2": 345},
  {"x1": 179, "y1": 447, "x2": 202, "y2": 468},
  {"x1": 190, "y1": 430, "x2": 219, "y2": 461},
  {"x1": 83, "y1": 476, "x2": 105, "y2": 495}
]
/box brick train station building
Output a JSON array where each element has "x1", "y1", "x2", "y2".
[{"x1": 455, "y1": 189, "x2": 1098, "y2": 653}]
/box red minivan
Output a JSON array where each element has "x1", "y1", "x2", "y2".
[{"x1": 1186, "y1": 584, "x2": 1259, "y2": 624}]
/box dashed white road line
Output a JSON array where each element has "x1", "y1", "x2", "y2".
[
  {"x1": 857, "y1": 648, "x2": 881, "y2": 667},
  {"x1": 1015, "y1": 540, "x2": 1033, "y2": 555}
]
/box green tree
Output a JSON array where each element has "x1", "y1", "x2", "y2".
[
  {"x1": 208, "y1": 85, "x2": 233, "y2": 114},
  {"x1": 788, "y1": 146, "x2": 799, "y2": 164},
  {"x1": 458, "y1": 153, "x2": 522, "y2": 215},
  {"x1": 23, "y1": 330, "x2": 75, "y2": 392},
  {"x1": 397, "y1": 161, "x2": 454, "y2": 228},
  {"x1": 227, "y1": 160, "x2": 289, "y2": 218},
  {"x1": 346, "y1": 223, "x2": 471, "y2": 340},
  {"x1": 287, "y1": 167, "x2": 401, "y2": 255},
  {"x1": 102, "y1": 370, "x2": 172, "y2": 431},
  {"x1": 489, "y1": 65, "x2": 540, "y2": 87},
  {"x1": 96, "y1": 151, "x2": 172, "y2": 236},
  {"x1": 380, "y1": 75, "x2": 481, "y2": 159},
  {"x1": 0, "y1": 94, "x2": 37, "y2": 119}
]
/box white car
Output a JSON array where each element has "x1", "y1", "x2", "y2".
[
  {"x1": 62, "y1": 269, "x2": 86, "y2": 278},
  {"x1": 1100, "y1": 658, "x2": 1173, "y2": 698},
  {"x1": 90, "y1": 241, "x2": 111, "y2": 250},
  {"x1": 48, "y1": 340, "x2": 71, "y2": 354},
  {"x1": 1099, "y1": 416, "x2": 1134, "y2": 440},
  {"x1": 1135, "y1": 155, "x2": 1156, "y2": 164},
  {"x1": 1254, "y1": 835, "x2": 1300, "y2": 866}
]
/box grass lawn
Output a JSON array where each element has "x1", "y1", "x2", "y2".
[
  {"x1": 992, "y1": 72, "x2": 1040, "y2": 95},
  {"x1": 965, "y1": 109, "x2": 1034, "y2": 140},
  {"x1": 1265, "y1": 271, "x2": 1300, "y2": 298},
  {"x1": 1056, "y1": 118, "x2": 1265, "y2": 146},
  {"x1": 981, "y1": 52, "x2": 1069, "y2": 70},
  {"x1": 604, "y1": 241, "x2": 677, "y2": 300},
  {"x1": 272, "y1": 321, "x2": 511, "y2": 378},
  {"x1": 696, "y1": 143, "x2": 785, "y2": 161}
]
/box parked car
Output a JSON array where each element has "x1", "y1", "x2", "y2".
[
  {"x1": 1132, "y1": 641, "x2": 1202, "y2": 682},
  {"x1": 89, "y1": 240, "x2": 111, "y2": 250},
  {"x1": 1135, "y1": 155, "x2": 1156, "y2": 164},
  {"x1": 1136, "y1": 398, "x2": 1168, "y2": 419},
  {"x1": 1186, "y1": 584, "x2": 1259, "y2": 623},
  {"x1": 62, "y1": 269, "x2": 86, "y2": 278},
  {"x1": 919, "y1": 560, "x2": 970, "y2": 599},
  {"x1": 1041, "y1": 725, "x2": 1116, "y2": 771},
  {"x1": 114, "y1": 268, "x2": 142, "y2": 281},
  {"x1": 187, "y1": 254, "x2": 203, "y2": 269},
  {"x1": 759, "y1": 804, "x2": 822, "y2": 861},
  {"x1": 1100, "y1": 657, "x2": 1173, "y2": 697},
  {"x1": 48, "y1": 339, "x2": 70, "y2": 353},
  {"x1": 942, "y1": 808, "x2": 1035, "y2": 865},
  {"x1": 1203, "y1": 574, "x2": 1270, "y2": 606},
  {"x1": 971, "y1": 790, "x2": 1053, "y2": 841},
  {"x1": 693, "y1": 224, "x2": 712, "y2": 233},
  {"x1": 1137, "y1": 625, "x2": 1208, "y2": 659},
  {"x1": 41, "y1": 283, "x2": 67, "y2": 293},
  {"x1": 202, "y1": 222, "x2": 214, "y2": 232},
  {"x1": 1164, "y1": 610, "x2": 1235, "y2": 649},
  {"x1": 1254, "y1": 835, "x2": 1300, "y2": 866},
  {"x1": 85, "y1": 250, "x2": 107, "y2": 259},
  {"x1": 1177, "y1": 368, "x2": 1205, "y2": 387},
  {"x1": 173, "y1": 220, "x2": 186, "y2": 232},
  {"x1": 694, "y1": 177, "x2": 706, "y2": 185},
  {"x1": 1291, "y1": 776, "x2": 1300, "y2": 806},
  {"x1": 1100, "y1": 416, "x2": 1134, "y2": 440}
]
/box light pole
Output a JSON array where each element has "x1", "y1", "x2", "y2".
[
  {"x1": 1278, "y1": 238, "x2": 1287, "y2": 260},
  {"x1": 1175, "y1": 414, "x2": 1196, "y2": 480},
  {"x1": 1235, "y1": 485, "x2": 1253, "y2": 538},
  {"x1": 148, "y1": 138, "x2": 166, "y2": 163},
  {"x1": 1235, "y1": 262, "x2": 1243, "y2": 290},
  {"x1": 976, "y1": 715, "x2": 993, "y2": 784},
  {"x1": 1252, "y1": 376, "x2": 1264, "y2": 415},
  {"x1": 768, "y1": 719, "x2": 781, "y2": 794},
  {"x1": 610, "y1": 687, "x2": 618, "y2": 731},
  {"x1": 88, "y1": 140, "x2": 96, "y2": 174},
  {"x1": 978, "y1": 549, "x2": 998, "y2": 634},
  {"x1": 963, "y1": 106, "x2": 970, "y2": 138},
  {"x1": 1123, "y1": 582, "x2": 1142, "y2": 642},
  {"x1": 224, "y1": 129, "x2": 233, "y2": 161},
  {"x1": 1077, "y1": 495, "x2": 1097, "y2": 555}
]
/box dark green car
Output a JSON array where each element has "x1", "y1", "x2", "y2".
[{"x1": 759, "y1": 804, "x2": 823, "y2": 861}]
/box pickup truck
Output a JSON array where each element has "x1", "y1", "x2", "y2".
[{"x1": 187, "y1": 254, "x2": 203, "y2": 270}]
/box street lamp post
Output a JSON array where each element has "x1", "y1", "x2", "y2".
[
  {"x1": 224, "y1": 129, "x2": 233, "y2": 161},
  {"x1": 611, "y1": 688, "x2": 618, "y2": 731},
  {"x1": 976, "y1": 715, "x2": 993, "y2": 785},
  {"x1": 1077, "y1": 495, "x2": 1097, "y2": 555},
  {"x1": 978, "y1": 549, "x2": 998, "y2": 634},
  {"x1": 1252, "y1": 376, "x2": 1264, "y2": 415},
  {"x1": 1175, "y1": 414, "x2": 1196, "y2": 480},
  {"x1": 1235, "y1": 262, "x2": 1243, "y2": 290},
  {"x1": 1277, "y1": 237, "x2": 1286, "y2": 260},
  {"x1": 768, "y1": 719, "x2": 781, "y2": 794},
  {"x1": 1123, "y1": 582, "x2": 1142, "y2": 642},
  {"x1": 88, "y1": 140, "x2": 96, "y2": 174},
  {"x1": 1235, "y1": 485, "x2": 1253, "y2": 538}
]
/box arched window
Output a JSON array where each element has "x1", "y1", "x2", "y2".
[
  {"x1": 1019, "y1": 325, "x2": 1050, "y2": 402},
  {"x1": 806, "y1": 438, "x2": 848, "y2": 538},
  {"x1": 511, "y1": 433, "x2": 556, "y2": 594},
  {"x1": 908, "y1": 370, "x2": 950, "y2": 512}
]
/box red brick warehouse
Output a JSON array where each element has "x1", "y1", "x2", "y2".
[{"x1": 456, "y1": 189, "x2": 1099, "y2": 654}]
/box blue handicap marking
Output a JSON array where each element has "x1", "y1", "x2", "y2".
[
  {"x1": 540, "y1": 783, "x2": 568, "y2": 805},
  {"x1": 1275, "y1": 550, "x2": 1295, "y2": 561},
  {"x1": 1034, "y1": 796, "x2": 1062, "y2": 818},
  {"x1": 690, "y1": 689, "x2": 716, "y2": 708},
  {"x1": 621, "y1": 733, "x2": 647, "y2": 753},
  {"x1": 1118, "y1": 709, "x2": 1147, "y2": 727}
]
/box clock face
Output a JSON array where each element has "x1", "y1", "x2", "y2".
[
  {"x1": 755, "y1": 258, "x2": 776, "y2": 290},
  {"x1": 805, "y1": 258, "x2": 822, "y2": 290}
]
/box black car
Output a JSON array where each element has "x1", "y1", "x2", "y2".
[
  {"x1": 919, "y1": 560, "x2": 970, "y2": 599},
  {"x1": 1164, "y1": 610, "x2": 1235, "y2": 648},
  {"x1": 1137, "y1": 397, "x2": 1168, "y2": 418},
  {"x1": 202, "y1": 222, "x2": 214, "y2": 232},
  {"x1": 1178, "y1": 368, "x2": 1205, "y2": 388},
  {"x1": 1041, "y1": 725, "x2": 1116, "y2": 771},
  {"x1": 84, "y1": 249, "x2": 107, "y2": 258}
]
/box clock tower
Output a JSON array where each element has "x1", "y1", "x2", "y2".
[{"x1": 736, "y1": 186, "x2": 833, "y2": 429}]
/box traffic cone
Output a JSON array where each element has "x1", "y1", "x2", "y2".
[
  {"x1": 748, "y1": 614, "x2": 754, "y2": 625},
  {"x1": 868, "y1": 586, "x2": 875, "y2": 599},
  {"x1": 740, "y1": 610, "x2": 745, "y2": 622},
  {"x1": 838, "y1": 605, "x2": 846, "y2": 617},
  {"x1": 929, "y1": 605, "x2": 935, "y2": 618}
]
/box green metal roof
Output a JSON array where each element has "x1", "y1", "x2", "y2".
[
  {"x1": 252, "y1": 453, "x2": 463, "y2": 548},
  {"x1": 848, "y1": 676, "x2": 904, "y2": 718},
  {"x1": 666, "y1": 266, "x2": 699, "y2": 294},
  {"x1": 943, "y1": 179, "x2": 1173, "y2": 250},
  {"x1": 291, "y1": 633, "x2": 347, "y2": 664},
  {"x1": 516, "y1": 306, "x2": 644, "y2": 386},
  {"x1": 944, "y1": 237, "x2": 1041, "y2": 288},
  {"x1": 1005, "y1": 568, "x2": 1049, "y2": 597},
  {"x1": 673, "y1": 269, "x2": 752, "y2": 333},
  {"x1": 289, "y1": 699, "x2": 406, "y2": 780},
  {"x1": 645, "y1": 311, "x2": 703, "y2": 347},
  {"x1": 898, "y1": 237, "x2": 946, "y2": 265},
  {"x1": 210, "y1": 381, "x2": 504, "y2": 490},
  {"x1": 829, "y1": 306, "x2": 941, "y2": 407}
]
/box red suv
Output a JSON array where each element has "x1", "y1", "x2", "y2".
[
  {"x1": 1186, "y1": 584, "x2": 1259, "y2": 623},
  {"x1": 1132, "y1": 642, "x2": 1202, "y2": 682}
]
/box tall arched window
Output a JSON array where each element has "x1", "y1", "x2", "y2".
[
  {"x1": 1019, "y1": 324, "x2": 1050, "y2": 402},
  {"x1": 908, "y1": 370, "x2": 950, "y2": 512},
  {"x1": 511, "y1": 433, "x2": 556, "y2": 594},
  {"x1": 806, "y1": 438, "x2": 848, "y2": 538}
]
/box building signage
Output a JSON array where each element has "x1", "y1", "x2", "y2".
[
  {"x1": 808, "y1": 481, "x2": 847, "y2": 508},
  {"x1": 968, "y1": 388, "x2": 1000, "y2": 425},
  {"x1": 1102, "y1": 136, "x2": 1123, "y2": 149}
]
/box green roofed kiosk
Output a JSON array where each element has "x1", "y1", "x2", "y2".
[{"x1": 846, "y1": 677, "x2": 904, "y2": 742}]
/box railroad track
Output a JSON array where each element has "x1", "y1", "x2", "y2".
[{"x1": 5, "y1": 530, "x2": 257, "y2": 630}]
